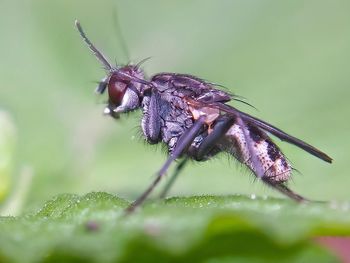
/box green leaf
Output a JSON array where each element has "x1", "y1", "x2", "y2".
[{"x1": 0, "y1": 193, "x2": 348, "y2": 262}]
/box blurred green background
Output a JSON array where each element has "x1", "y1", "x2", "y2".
[{"x1": 0, "y1": 0, "x2": 348, "y2": 213}]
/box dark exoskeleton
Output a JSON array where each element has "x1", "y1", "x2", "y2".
[{"x1": 75, "y1": 21, "x2": 332, "y2": 212}]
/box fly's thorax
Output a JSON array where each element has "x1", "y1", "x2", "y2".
[{"x1": 161, "y1": 107, "x2": 194, "y2": 153}]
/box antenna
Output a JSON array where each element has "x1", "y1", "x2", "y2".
[{"x1": 75, "y1": 20, "x2": 113, "y2": 71}]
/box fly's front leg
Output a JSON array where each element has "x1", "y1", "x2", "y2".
[
  {"x1": 158, "y1": 158, "x2": 188, "y2": 199},
  {"x1": 126, "y1": 116, "x2": 206, "y2": 213},
  {"x1": 141, "y1": 89, "x2": 162, "y2": 143}
]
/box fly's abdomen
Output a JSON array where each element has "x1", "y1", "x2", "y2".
[{"x1": 222, "y1": 123, "x2": 292, "y2": 182}]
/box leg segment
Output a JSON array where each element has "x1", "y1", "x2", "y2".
[
  {"x1": 194, "y1": 116, "x2": 235, "y2": 160},
  {"x1": 159, "y1": 158, "x2": 189, "y2": 199},
  {"x1": 126, "y1": 116, "x2": 206, "y2": 213},
  {"x1": 159, "y1": 115, "x2": 236, "y2": 198},
  {"x1": 262, "y1": 177, "x2": 308, "y2": 202},
  {"x1": 141, "y1": 89, "x2": 162, "y2": 144}
]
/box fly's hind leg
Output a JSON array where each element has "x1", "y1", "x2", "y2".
[{"x1": 262, "y1": 177, "x2": 308, "y2": 202}]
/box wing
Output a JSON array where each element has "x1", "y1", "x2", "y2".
[{"x1": 206, "y1": 102, "x2": 332, "y2": 163}]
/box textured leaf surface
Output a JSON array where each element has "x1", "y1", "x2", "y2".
[{"x1": 0, "y1": 193, "x2": 349, "y2": 262}]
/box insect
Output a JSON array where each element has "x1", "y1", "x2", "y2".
[{"x1": 75, "y1": 20, "x2": 332, "y2": 212}]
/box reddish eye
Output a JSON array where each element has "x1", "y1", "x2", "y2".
[{"x1": 108, "y1": 74, "x2": 127, "y2": 105}]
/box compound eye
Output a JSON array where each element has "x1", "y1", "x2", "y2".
[{"x1": 107, "y1": 73, "x2": 127, "y2": 105}]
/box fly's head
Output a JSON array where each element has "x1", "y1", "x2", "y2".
[
  {"x1": 75, "y1": 20, "x2": 149, "y2": 118},
  {"x1": 97, "y1": 66, "x2": 146, "y2": 118}
]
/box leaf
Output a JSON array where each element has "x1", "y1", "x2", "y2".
[{"x1": 0, "y1": 193, "x2": 348, "y2": 262}]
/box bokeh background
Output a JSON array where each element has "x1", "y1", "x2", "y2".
[{"x1": 0, "y1": 0, "x2": 349, "y2": 213}]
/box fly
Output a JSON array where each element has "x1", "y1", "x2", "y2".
[{"x1": 75, "y1": 20, "x2": 332, "y2": 212}]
